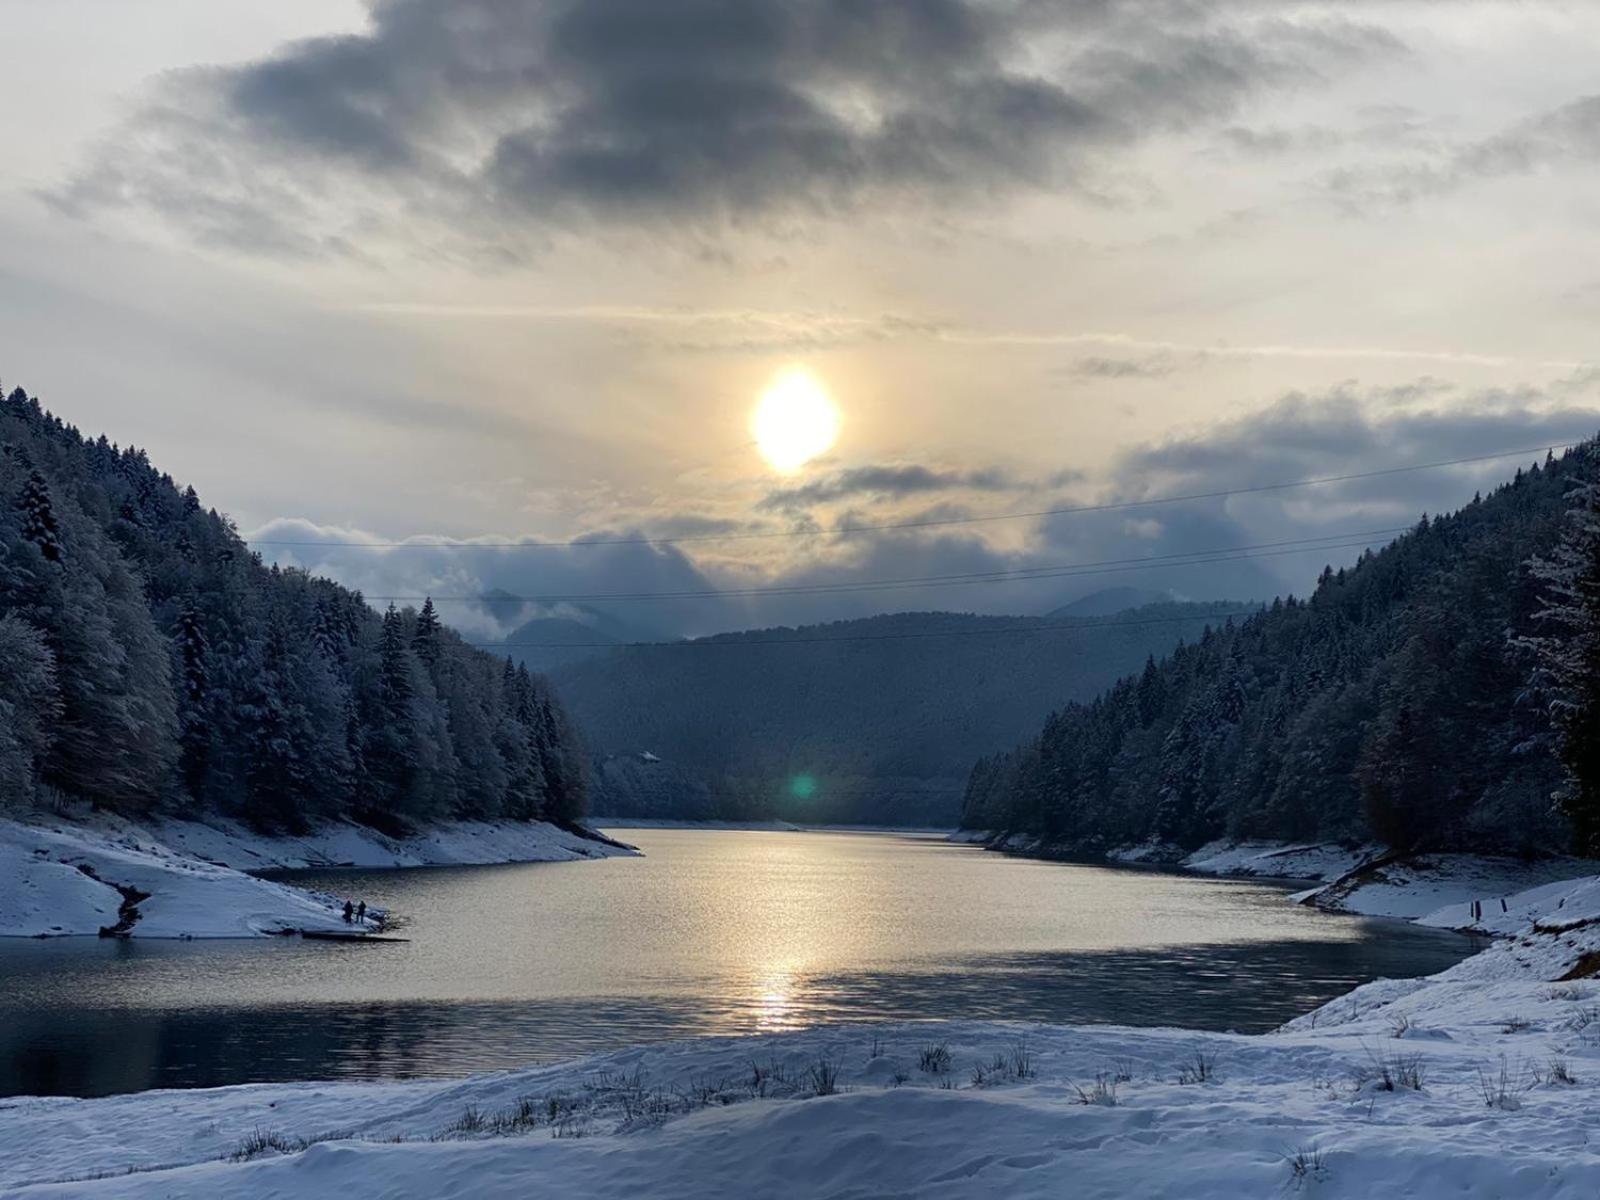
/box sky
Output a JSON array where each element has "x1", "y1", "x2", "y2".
[{"x1": 2, "y1": 0, "x2": 1599, "y2": 639}]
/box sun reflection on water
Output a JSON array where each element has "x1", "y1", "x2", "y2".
[{"x1": 749, "y1": 965, "x2": 806, "y2": 1032}]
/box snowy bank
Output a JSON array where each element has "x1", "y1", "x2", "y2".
[
  {"x1": 0, "y1": 817, "x2": 358, "y2": 939},
  {"x1": 0, "y1": 815, "x2": 634, "y2": 940},
  {"x1": 969, "y1": 831, "x2": 1598, "y2": 926},
  {"x1": 968, "y1": 831, "x2": 1381, "y2": 880},
  {"x1": 7, "y1": 871, "x2": 1600, "y2": 1196},
  {"x1": 148, "y1": 814, "x2": 637, "y2": 872}
]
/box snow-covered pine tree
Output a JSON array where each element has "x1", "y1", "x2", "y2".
[
  {"x1": 413, "y1": 597, "x2": 441, "y2": 669},
  {"x1": 174, "y1": 597, "x2": 210, "y2": 799},
  {"x1": 0, "y1": 613, "x2": 59, "y2": 806},
  {"x1": 1524, "y1": 477, "x2": 1600, "y2": 855},
  {"x1": 16, "y1": 470, "x2": 62, "y2": 563}
]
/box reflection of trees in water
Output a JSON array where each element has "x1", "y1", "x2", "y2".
[
  {"x1": 0, "y1": 926, "x2": 1473, "y2": 1098},
  {"x1": 0, "y1": 999, "x2": 719, "y2": 1098}
]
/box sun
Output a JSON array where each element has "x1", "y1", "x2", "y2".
[{"x1": 752, "y1": 367, "x2": 841, "y2": 473}]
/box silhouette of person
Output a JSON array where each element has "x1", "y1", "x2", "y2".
[
  {"x1": 356, "y1": 900, "x2": 367, "y2": 924},
  {"x1": 342, "y1": 900, "x2": 354, "y2": 924}
]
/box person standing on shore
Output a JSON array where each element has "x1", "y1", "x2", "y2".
[{"x1": 342, "y1": 900, "x2": 354, "y2": 924}]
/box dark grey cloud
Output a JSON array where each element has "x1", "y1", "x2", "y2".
[
  {"x1": 1067, "y1": 353, "x2": 1186, "y2": 379},
  {"x1": 51, "y1": 0, "x2": 1402, "y2": 256},
  {"x1": 1091, "y1": 385, "x2": 1600, "y2": 569},
  {"x1": 759, "y1": 463, "x2": 1017, "y2": 513},
  {"x1": 1324, "y1": 93, "x2": 1600, "y2": 208}
]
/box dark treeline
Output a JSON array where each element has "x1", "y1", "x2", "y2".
[
  {"x1": 962, "y1": 443, "x2": 1600, "y2": 858},
  {"x1": 0, "y1": 386, "x2": 588, "y2": 832}
]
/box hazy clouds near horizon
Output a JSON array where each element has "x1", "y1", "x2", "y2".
[{"x1": 2, "y1": 1, "x2": 1598, "y2": 638}]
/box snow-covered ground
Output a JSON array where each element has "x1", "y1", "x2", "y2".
[
  {"x1": 1298, "y1": 853, "x2": 1596, "y2": 922},
  {"x1": 6, "y1": 854, "x2": 1600, "y2": 1196},
  {"x1": 982, "y1": 830, "x2": 1594, "y2": 912},
  {"x1": 148, "y1": 813, "x2": 636, "y2": 872},
  {"x1": 0, "y1": 814, "x2": 635, "y2": 940},
  {"x1": 1177, "y1": 839, "x2": 1380, "y2": 881}
]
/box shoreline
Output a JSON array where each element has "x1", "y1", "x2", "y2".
[
  {"x1": 970, "y1": 832, "x2": 1599, "y2": 932},
  {"x1": 0, "y1": 813, "x2": 636, "y2": 941},
  {"x1": 592, "y1": 817, "x2": 956, "y2": 835}
]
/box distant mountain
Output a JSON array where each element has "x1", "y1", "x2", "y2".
[
  {"x1": 553, "y1": 602, "x2": 1253, "y2": 826},
  {"x1": 500, "y1": 605, "x2": 667, "y2": 673},
  {"x1": 1047, "y1": 587, "x2": 1177, "y2": 618}
]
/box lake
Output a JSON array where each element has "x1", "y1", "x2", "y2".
[{"x1": 0, "y1": 828, "x2": 1476, "y2": 1098}]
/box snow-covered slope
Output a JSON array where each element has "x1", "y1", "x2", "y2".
[
  {"x1": 147, "y1": 814, "x2": 636, "y2": 872},
  {"x1": 6, "y1": 870, "x2": 1600, "y2": 1196},
  {"x1": 0, "y1": 817, "x2": 357, "y2": 939},
  {"x1": 0, "y1": 815, "x2": 635, "y2": 940},
  {"x1": 1295, "y1": 853, "x2": 1596, "y2": 922}
]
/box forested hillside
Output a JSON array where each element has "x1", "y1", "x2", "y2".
[
  {"x1": 962, "y1": 446, "x2": 1598, "y2": 857},
  {"x1": 554, "y1": 604, "x2": 1252, "y2": 825},
  {"x1": 0, "y1": 386, "x2": 588, "y2": 831}
]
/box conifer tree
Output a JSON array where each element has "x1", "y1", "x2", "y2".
[
  {"x1": 1525, "y1": 477, "x2": 1600, "y2": 854},
  {"x1": 174, "y1": 598, "x2": 210, "y2": 799},
  {"x1": 413, "y1": 597, "x2": 441, "y2": 669},
  {"x1": 17, "y1": 470, "x2": 61, "y2": 563}
]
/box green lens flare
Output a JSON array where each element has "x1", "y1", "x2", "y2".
[{"x1": 788, "y1": 774, "x2": 818, "y2": 800}]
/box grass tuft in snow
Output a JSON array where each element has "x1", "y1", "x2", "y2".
[
  {"x1": 1283, "y1": 1144, "x2": 1329, "y2": 1190},
  {"x1": 1477, "y1": 1057, "x2": 1528, "y2": 1111},
  {"x1": 1386, "y1": 1011, "x2": 1414, "y2": 1038},
  {"x1": 971, "y1": 1040, "x2": 1037, "y2": 1088},
  {"x1": 1499, "y1": 1015, "x2": 1533, "y2": 1035},
  {"x1": 1535, "y1": 1056, "x2": 1578, "y2": 1086},
  {"x1": 1358, "y1": 1045, "x2": 1426, "y2": 1093},
  {"x1": 1008, "y1": 1038, "x2": 1036, "y2": 1080},
  {"x1": 228, "y1": 1128, "x2": 306, "y2": 1162},
  {"x1": 747, "y1": 1058, "x2": 781, "y2": 1097},
  {"x1": 917, "y1": 1042, "x2": 953, "y2": 1075},
  {"x1": 806, "y1": 1056, "x2": 844, "y2": 1096},
  {"x1": 448, "y1": 1106, "x2": 487, "y2": 1136},
  {"x1": 1071, "y1": 1071, "x2": 1120, "y2": 1107},
  {"x1": 1566, "y1": 1004, "x2": 1600, "y2": 1033},
  {"x1": 1175, "y1": 1048, "x2": 1219, "y2": 1085}
]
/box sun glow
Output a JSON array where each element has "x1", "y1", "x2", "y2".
[{"x1": 752, "y1": 367, "x2": 841, "y2": 473}]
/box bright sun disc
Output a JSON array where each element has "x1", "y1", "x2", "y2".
[{"x1": 753, "y1": 367, "x2": 840, "y2": 473}]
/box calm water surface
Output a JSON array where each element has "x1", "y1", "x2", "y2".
[{"x1": 0, "y1": 829, "x2": 1475, "y2": 1097}]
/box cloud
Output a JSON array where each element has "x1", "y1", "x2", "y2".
[
  {"x1": 1109, "y1": 383, "x2": 1600, "y2": 523},
  {"x1": 1066, "y1": 352, "x2": 1187, "y2": 379},
  {"x1": 51, "y1": 0, "x2": 1402, "y2": 258},
  {"x1": 1323, "y1": 93, "x2": 1600, "y2": 208},
  {"x1": 758, "y1": 463, "x2": 1018, "y2": 513},
  {"x1": 248, "y1": 378, "x2": 1600, "y2": 639}
]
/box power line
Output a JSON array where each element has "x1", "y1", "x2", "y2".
[
  {"x1": 246, "y1": 441, "x2": 1576, "y2": 552},
  {"x1": 363, "y1": 527, "x2": 1407, "y2": 604},
  {"x1": 462, "y1": 605, "x2": 1263, "y2": 651}
]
